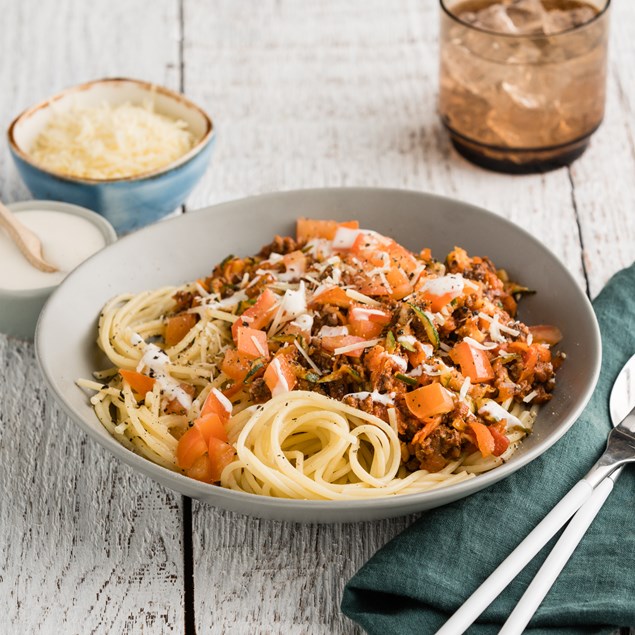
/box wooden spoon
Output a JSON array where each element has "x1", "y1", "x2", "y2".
[{"x1": 0, "y1": 201, "x2": 58, "y2": 273}]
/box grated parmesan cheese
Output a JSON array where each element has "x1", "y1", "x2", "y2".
[{"x1": 29, "y1": 101, "x2": 195, "y2": 179}]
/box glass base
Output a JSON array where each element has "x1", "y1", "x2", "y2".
[{"x1": 446, "y1": 127, "x2": 595, "y2": 174}]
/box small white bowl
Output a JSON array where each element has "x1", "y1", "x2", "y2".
[{"x1": 0, "y1": 200, "x2": 116, "y2": 340}]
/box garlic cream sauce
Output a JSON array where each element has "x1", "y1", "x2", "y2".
[{"x1": 0, "y1": 210, "x2": 106, "y2": 290}]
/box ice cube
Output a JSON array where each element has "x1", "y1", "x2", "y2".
[
  {"x1": 542, "y1": 7, "x2": 597, "y2": 35},
  {"x1": 459, "y1": 1, "x2": 596, "y2": 37},
  {"x1": 461, "y1": 4, "x2": 520, "y2": 34}
]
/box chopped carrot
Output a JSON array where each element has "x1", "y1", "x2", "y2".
[
  {"x1": 235, "y1": 326, "x2": 270, "y2": 359},
  {"x1": 449, "y1": 341, "x2": 495, "y2": 383},
  {"x1": 264, "y1": 354, "x2": 297, "y2": 396},
  {"x1": 165, "y1": 313, "x2": 196, "y2": 347},
  {"x1": 296, "y1": 218, "x2": 359, "y2": 242},
  {"x1": 119, "y1": 369, "x2": 155, "y2": 396},
  {"x1": 404, "y1": 382, "x2": 455, "y2": 419},
  {"x1": 411, "y1": 415, "x2": 443, "y2": 445},
  {"x1": 231, "y1": 288, "x2": 278, "y2": 338},
  {"x1": 194, "y1": 412, "x2": 228, "y2": 444},
  {"x1": 207, "y1": 437, "x2": 236, "y2": 482},
  {"x1": 469, "y1": 421, "x2": 495, "y2": 458}
]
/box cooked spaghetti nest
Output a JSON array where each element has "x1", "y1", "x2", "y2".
[{"x1": 223, "y1": 391, "x2": 469, "y2": 499}]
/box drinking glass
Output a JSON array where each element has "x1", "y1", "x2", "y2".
[{"x1": 439, "y1": 0, "x2": 610, "y2": 173}]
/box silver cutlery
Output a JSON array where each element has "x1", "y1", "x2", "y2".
[{"x1": 436, "y1": 353, "x2": 635, "y2": 635}]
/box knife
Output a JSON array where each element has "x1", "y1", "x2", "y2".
[
  {"x1": 436, "y1": 353, "x2": 635, "y2": 635},
  {"x1": 497, "y1": 353, "x2": 635, "y2": 633}
]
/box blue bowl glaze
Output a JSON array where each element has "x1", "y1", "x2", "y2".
[
  {"x1": 8, "y1": 78, "x2": 215, "y2": 235},
  {"x1": 9, "y1": 136, "x2": 215, "y2": 234}
]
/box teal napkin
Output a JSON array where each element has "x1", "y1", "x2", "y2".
[{"x1": 342, "y1": 263, "x2": 635, "y2": 634}]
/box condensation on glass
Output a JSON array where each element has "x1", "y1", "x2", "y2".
[{"x1": 439, "y1": 0, "x2": 610, "y2": 172}]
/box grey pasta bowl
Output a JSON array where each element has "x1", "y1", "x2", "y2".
[{"x1": 35, "y1": 188, "x2": 601, "y2": 523}]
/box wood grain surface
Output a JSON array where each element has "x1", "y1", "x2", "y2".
[{"x1": 0, "y1": 0, "x2": 633, "y2": 633}]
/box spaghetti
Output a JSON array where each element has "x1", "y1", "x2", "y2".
[{"x1": 78, "y1": 218, "x2": 562, "y2": 500}]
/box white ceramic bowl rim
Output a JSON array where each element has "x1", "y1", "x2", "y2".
[
  {"x1": 7, "y1": 77, "x2": 215, "y2": 185},
  {"x1": 35, "y1": 188, "x2": 602, "y2": 517},
  {"x1": 0, "y1": 200, "x2": 117, "y2": 298}
]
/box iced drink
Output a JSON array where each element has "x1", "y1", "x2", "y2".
[{"x1": 439, "y1": 0, "x2": 610, "y2": 172}]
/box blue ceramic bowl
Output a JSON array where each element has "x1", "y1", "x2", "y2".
[{"x1": 7, "y1": 78, "x2": 215, "y2": 234}]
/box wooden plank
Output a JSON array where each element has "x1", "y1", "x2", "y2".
[
  {"x1": 0, "y1": 1, "x2": 185, "y2": 632},
  {"x1": 184, "y1": 1, "x2": 584, "y2": 632},
  {"x1": 568, "y1": 0, "x2": 635, "y2": 298}
]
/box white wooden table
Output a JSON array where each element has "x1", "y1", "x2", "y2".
[{"x1": 1, "y1": 1, "x2": 633, "y2": 633}]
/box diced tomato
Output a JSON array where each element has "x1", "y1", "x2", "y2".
[
  {"x1": 385, "y1": 267, "x2": 412, "y2": 300},
  {"x1": 201, "y1": 387, "x2": 233, "y2": 422},
  {"x1": 469, "y1": 421, "x2": 495, "y2": 458},
  {"x1": 320, "y1": 334, "x2": 367, "y2": 358},
  {"x1": 231, "y1": 288, "x2": 278, "y2": 338},
  {"x1": 349, "y1": 319, "x2": 384, "y2": 339},
  {"x1": 386, "y1": 241, "x2": 419, "y2": 276},
  {"x1": 354, "y1": 275, "x2": 391, "y2": 297},
  {"x1": 310, "y1": 286, "x2": 352, "y2": 308},
  {"x1": 220, "y1": 349, "x2": 254, "y2": 382},
  {"x1": 349, "y1": 305, "x2": 392, "y2": 324},
  {"x1": 404, "y1": 382, "x2": 455, "y2": 419},
  {"x1": 222, "y1": 383, "x2": 244, "y2": 399},
  {"x1": 185, "y1": 455, "x2": 215, "y2": 482},
  {"x1": 529, "y1": 325, "x2": 563, "y2": 346},
  {"x1": 178, "y1": 417, "x2": 235, "y2": 482},
  {"x1": 449, "y1": 341, "x2": 495, "y2": 383},
  {"x1": 421, "y1": 290, "x2": 458, "y2": 313},
  {"x1": 284, "y1": 315, "x2": 313, "y2": 340},
  {"x1": 165, "y1": 313, "x2": 197, "y2": 347},
  {"x1": 347, "y1": 304, "x2": 391, "y2": 338},
  {"x1": 207, "y1": 437, "x2": 236, "y2": 482},
  {"x1": 165, "y1": 383, "x2": 196, "y2": 415},
  {"x1": 296, "y1": 218, "x2": 359, "y2": 242},
  {"x1": 282, "y1": 251, "x2": 306, "y2": 278},
  {"x1": 194, "y1": 412, "x2": 228, "y2": 444},
  {"x1": 235, "y1": 326, "x2": 270, "y2": 359},
  {"x1": 264, "y1": 354, "x2": 297, "y2": 396},
  {"x1": 489, "y1": 426, "x2": 510, "y2": 456},
  {"x1": 119, "y1": 369, "x2": 155, "y2": 396},
  {"x1": 176, "y1": 426, "x2": 207, "y2": 470}
]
